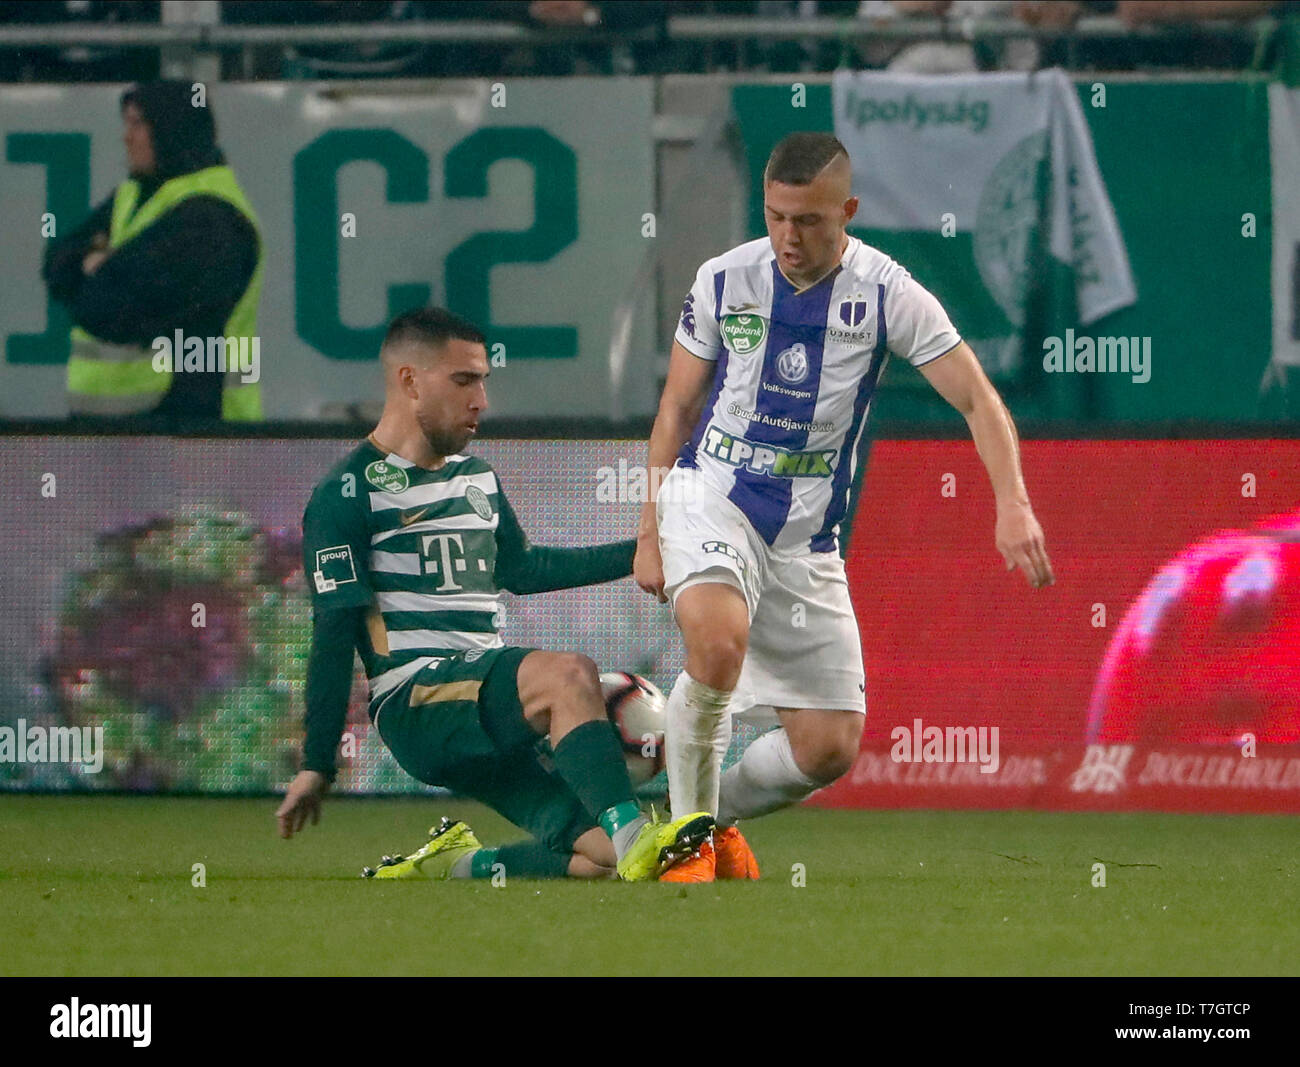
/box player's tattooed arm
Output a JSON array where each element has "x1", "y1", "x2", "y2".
[{"x1": 918, "y1": 341, "x2": 1055, "y2": 589}]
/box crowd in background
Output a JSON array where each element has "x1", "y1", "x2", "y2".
[{"x1": 0, "y1": 0, "x2": 1294, "y2": 82}]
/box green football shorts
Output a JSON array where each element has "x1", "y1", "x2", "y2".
[{"x1": 373, "y1": 646, "x2": 597, "y2": 855}]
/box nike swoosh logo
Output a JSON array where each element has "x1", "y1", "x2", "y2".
[
  {"x1": 399, "y1": 507, "x2": 431, "y2": 527},
  {"x1": 727, "y1": 302, "x2": 760, "y2": 312}
]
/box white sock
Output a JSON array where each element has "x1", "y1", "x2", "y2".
[
  {"x1": 449, "y1": 849, "x2": 478, "y2": 879},
  {"x1": 611, "y1": 815, "x2": 649, "y2": 861},
  {"x1": 717, "y1": 728, "x2": 819, "y2": 825},
  {"x1": 665, "y1": 671, "x2": 733, "y2": 817}
]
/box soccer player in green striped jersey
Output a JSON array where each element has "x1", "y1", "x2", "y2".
[{"x1": 276, "y1": 307, "x2": 712, "y2": 882}]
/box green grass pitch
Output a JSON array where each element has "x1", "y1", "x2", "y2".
[{"x1": 2, "y1": 795, "x2": 1296, "y2": 977}]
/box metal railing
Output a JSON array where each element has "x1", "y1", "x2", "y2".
[{"x1": 0, "y1": 12, "x2": 1274, "y2": 51}]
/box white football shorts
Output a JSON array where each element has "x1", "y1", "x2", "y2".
[{"x1": 656, "y1": 464, "x2": 867, "y2": 723}]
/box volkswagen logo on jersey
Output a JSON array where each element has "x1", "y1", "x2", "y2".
[{"x1": 775, "y1": 343, "x2": 809, "y2": 385}]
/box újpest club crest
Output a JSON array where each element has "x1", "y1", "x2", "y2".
[
  {"x1": 838, "y1": 299, "x2": 867, "y2": 327},
  {"x1": 720, "y1": 313, "x2": 767, "y2": 355},
  {"x1": 365, "y1": 460, "x2": 409, "y2": 494}
]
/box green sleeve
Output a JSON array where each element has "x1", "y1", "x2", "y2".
[
  {"x1": 300, "y1": 481, "x2": 370, "y2": 781},
  {"x1": 493, "y1": 484, "x2": 635, "y2": 595},
  {"x1": 301, "y1": 605, "x2": 362, "y2": 783},
  {"x1": 302, "y1": 484, "x2": 373, "y2": 611}
]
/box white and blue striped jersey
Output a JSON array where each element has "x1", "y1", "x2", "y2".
[{"x1": 673, "y1": 235, "x2": 961, "y2": 553}]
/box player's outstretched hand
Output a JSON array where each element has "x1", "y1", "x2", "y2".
[
  {"x1": 996, "y1": 501, "x2": 1054, "y2": 588},
  {"x1": 276, "y1": 770, "x2": 328, "y2": 839},
  {"x1": 634, "y1": 535, "x2": 668, "y2": 603}
]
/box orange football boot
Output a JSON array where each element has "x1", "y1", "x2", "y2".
[
  {"x1": 712, "y1": 825, "x2": 760, "y2": 880},
  {"x1": 658, "y1": 836, "x2": 716, "y2": 883}
]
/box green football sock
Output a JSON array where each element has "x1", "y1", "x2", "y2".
[
  {"x1": 551, "y1": 720, "x2": 638, "y2": 825},
  {"x1": 453, "y1": 843, "x2": 570, "y2": 880},
  {"x1": 492, "y1": 841, "x2": 571, "y2": 879}
]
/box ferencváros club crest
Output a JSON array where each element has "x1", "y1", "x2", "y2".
[
  {"x1": 720, "y1": 313, "x2": 767, "y2": 355},
  {"x1": 465, "y1": 485, "x2": 494, "y2": 520},
  {"x1": 364, "y1": 460, "x2": 410, "y2": 494},
  {"x1": 973, "y1": 129, "x2": 1049, "y2": 330}
]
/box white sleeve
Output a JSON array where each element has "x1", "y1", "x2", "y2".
[
  {"x1": 673, "y1": 262, "x2": 723, "y2": 361},
  {"x1": 884, "y1": 268, "x2": 962, "y2": 368}
]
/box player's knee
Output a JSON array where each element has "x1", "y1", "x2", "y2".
[
  {"x1": 677, "y1": 584, "x2": 748, "y2": 686},
  {"x1": 550, "y1": 652, "x2": 602, "y2": 710},
  {"x1": 793, "y1": 734, "x2": 859, "y2": 784},
  {"x1": 805, "y1": 748, "x2": 854, "y2": 785},
  {"x1": 685, "y1": 630, "x2": 747, "y2": 689}
]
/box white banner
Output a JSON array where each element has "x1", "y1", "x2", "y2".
[
  {"x1": 1269, "y1": 82, "x2": 1300, "y2": 373},
  {"x1": 0, "y1": 80, "x2": 655, "y2": 419},
  {"x1": 832, "y1": 69, "x2": 1136, "y2": 330}
]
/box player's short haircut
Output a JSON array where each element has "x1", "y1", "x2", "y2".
[
  {"x1": 381, "y1": 307, "x2": 486, "y2": 363},
  {"x1": 764, "y1": 132, "x2": 850, "y2": 186}
]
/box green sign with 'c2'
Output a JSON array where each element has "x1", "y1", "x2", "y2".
[{"x1": 0, "y1": 80, "x2": 654, "y2": 418}]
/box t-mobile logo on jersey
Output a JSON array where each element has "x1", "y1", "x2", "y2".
[{"x1": 422, "y1": 532, "x2": 481, "y2": 591}]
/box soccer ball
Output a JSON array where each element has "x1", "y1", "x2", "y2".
[{"x1": 600, "y1": 671, "x2": 667, "y2": 786}]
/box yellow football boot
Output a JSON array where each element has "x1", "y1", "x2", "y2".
[
  {"x1": 363, "y1": 817, "x2": 481, "y2": 880},
  {"x1": 616, "y1": 809, "x2": 715, "y2": 882}
]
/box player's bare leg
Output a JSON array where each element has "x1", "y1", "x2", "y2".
[
  {"x1": 458, "y1": 827, "x2": 616, "y2": 881},
  {"x1": 716, "y1": 707, "x2": 863, "y2": 824},
  {"x1": 513, "y1": 650, "x2": 650, "y2": 864},
  {"x1": 516, "y1": 650, "x2": 713, "y2": 881},
  {"x1": 515, "y1": 649, "x2": 608, "y2": 742},
  {"x1": 366, "y1": 821, "x2": 617, "y2": 881},
  {"x1": 665, "y1": 580, "x2": 748, "y2": 817},
  {"x1": 569, "y1": 827, "x2": 616, "y2": 878}
]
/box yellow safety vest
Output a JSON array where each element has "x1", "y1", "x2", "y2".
[{"x1": 67, "y1": 165, "x2": 265, "y2": 420}]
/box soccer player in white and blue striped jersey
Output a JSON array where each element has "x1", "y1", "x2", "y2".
[{"x1": 636, "y1": 133, "x2": 1055, "y2": 881}]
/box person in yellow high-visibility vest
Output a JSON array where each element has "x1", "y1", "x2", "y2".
[{"x1": 43, "y1": 81, "x2": 264, "y2": 423}]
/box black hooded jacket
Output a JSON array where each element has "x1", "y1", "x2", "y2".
[{"x1": 43, "y1": 81, "x2": 260, "y2": 419}]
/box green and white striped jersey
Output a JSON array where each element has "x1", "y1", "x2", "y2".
[{"x1": 301, "y1": 438, "x2": 634, "y2": 714}]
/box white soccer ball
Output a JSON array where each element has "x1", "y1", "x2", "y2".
[{"x1": 600, "y1": 671, "x2": 667, "y2": 786}]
